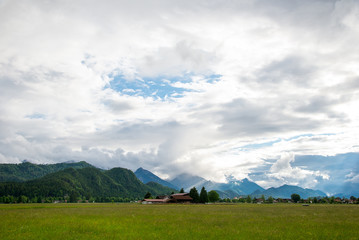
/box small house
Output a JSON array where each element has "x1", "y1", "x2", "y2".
[{"x1": 168, "y1": 193, "x2": 193, "y2": 203}]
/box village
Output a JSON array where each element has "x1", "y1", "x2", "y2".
[{"x1": 140, "y1": 192, "x2": 359, "y2": 205}]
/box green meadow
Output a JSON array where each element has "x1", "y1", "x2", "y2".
[{"x1": 1, "y1": 203, "x2": 358, "y2": 239}]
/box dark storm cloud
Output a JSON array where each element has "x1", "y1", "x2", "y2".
[
  {"x1": 256, "y1": 56, "x2": 317, "y2": 86},
  {"x1": 213, "y1": 98, "x2": 321, "y2": 137}
]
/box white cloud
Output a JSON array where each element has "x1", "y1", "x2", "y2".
[
  {"x1": 345, "y1": 172, "x2": 359, "y2": 183},
  {"x1": 0, "y1": 0, "x2": 358, "y2": 190},
  {"x1": 266, "y1": 153, "x2": 330, "y2": 188}
]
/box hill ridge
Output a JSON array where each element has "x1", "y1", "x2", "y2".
[
  {"x1": 0, "y1": 166, "x2": 176, "y2": 200},
  {"x1": 0, "y1": 161, "x2": 94, "y2": 182}
]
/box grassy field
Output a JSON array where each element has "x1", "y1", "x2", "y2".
[{"x1": 1, "y1": 203, "x2": 358, "y2": 239}]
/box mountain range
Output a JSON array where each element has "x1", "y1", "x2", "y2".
[
  {"x1": 251, "y1": 185, "x2": 326, "y2": 199},
  {"x1": 134, "y1": 167, "x2": 326, "y2": 199},
  {"x1": 0, "y1": 161, "x2": 333, "y2": 200},
  {"x1": 169, "y1": 174, "x2": 264, "y2": 196}
]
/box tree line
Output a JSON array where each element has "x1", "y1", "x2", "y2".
[
  {"x1": 220, "y1": 194, "x2": 359, "y2": 204},
  {"x1": 188, "y1": 186, "x2": 220, "y2": 203},
  {"x1": 0, "y1": 194, "x2": 140, "y2": 203}
]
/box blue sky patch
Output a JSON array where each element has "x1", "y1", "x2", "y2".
[
  {"x1": 107, "y1": 73, "x2": 221, "y2": 99},
  {"x1": 240, "y1": 139, "x2": 281, "y2": 150},
  {"x1": 25, "y1": 113, "x2": 46, "y2": 119}
]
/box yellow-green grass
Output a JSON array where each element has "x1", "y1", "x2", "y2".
[{"x1": 1, "y1": 203, "x2": 358, "y2": 239}]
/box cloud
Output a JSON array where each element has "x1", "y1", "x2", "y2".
[
  {"x1": 255, "y1": 55, "x2": 317, "y2": 86},
  {"x1": 345, "y1": 170, "x2": 359, "y2": 183},
  {"x1": 138, "y1": 40, "x2": 216, "y2": 77},
  {"x1": 213, "y1": 98, "x2": 323, "y2": 138},
  {"x1": 266, "y1": 152, "x2": 330, "y2": 188},
  {"x1": 0, "y1": 0, "x2": 359, "y2": 191}
]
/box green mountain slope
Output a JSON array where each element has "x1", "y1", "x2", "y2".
[
  {"x1": 0, "y1": 161, "x2": 94, "y2": 182},
  {"x1": 145, "y1": 181, "x2": 176, "y2": 194},
  {"x1": 0, "y1": 167, "x2": 176, "y2": 199}
]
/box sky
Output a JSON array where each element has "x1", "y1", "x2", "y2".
[{"x1": 1, "y1": 0, "x2": 359, "y2": 194}]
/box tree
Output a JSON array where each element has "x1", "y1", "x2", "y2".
[
  {"x1": 246, "y1": 195, "x2": 252, "y2": 203},
  {"x1": 144, "y1": 192, "x2": 152, "y2": 199},
  {"x1": 199, "y1": 187, "x2": 209, "y2": 203},
  {"x1": 267, "y1": 196, "x2": 274, "y2": 203},
  {"x1": 291, "y1": 193, "x2": 300, "y2": 203},
  {"x1": 179, "y1": 188, "x2": 184, "y2": 193},
  {"x1": 189, "y1": 187, "x2": 199, "y2": 203},
  {"x1": 261, "y1": 194, "x2": 266, "y2": 203},
  {"x1": 70, "y1": 191, "x2": 79, "y2": 203},
  {"x1": 19, "y1": 195, "x2": 28, "y2": 203},
  {"x1": 208, "y1": 190, "x2": 220, "y2": 202},
  {"x1": 320, "y1": 198, "x2": 328, "y2": 204}
]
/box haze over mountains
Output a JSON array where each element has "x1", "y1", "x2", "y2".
[
  {"x1": 134, "y1": 167, "x2": 328, "y2": 199},
  {"x1": 251, "y1": 185, "x2": 326, "y2": 199},
  {"x1": 134, "y1": 168, "x2": 178, "y2": 190}
]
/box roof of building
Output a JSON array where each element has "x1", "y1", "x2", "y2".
[
  {"x1": 171, "y1": 195, "x2": 193, "y2": 201},
  {"x1": 143, "y1": 199, "x2": 168, "y2": 202},
  {"x1": 171, "y1": 193, "x2": 190, "y2": 196}
]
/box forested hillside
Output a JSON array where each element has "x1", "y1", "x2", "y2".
[
  {"x1": 0, "y1": 167, "x2": 176, "y2": 202},
  {"x1": 0, "y1": 161, "x2": 94, "y2": 182}
]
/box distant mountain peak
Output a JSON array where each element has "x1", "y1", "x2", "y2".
[
  {"x1": 225, "y1": 175, "x2": 252, "y2": 183},
  {"x1": 169, "y1": 173, "x2": 207, "y2": 190},
  {"x1": 134, "y1": 167, "x2": 178, "y2": 190},
  {"x1": 168, "y1": 173, "x2": 264, "y2": 196},
  {"x1": 63, "y1": 160, "x2": 77, "y2": 163}
]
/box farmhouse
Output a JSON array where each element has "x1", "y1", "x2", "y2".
[
  {"x1": 168, "y1": 193, "x2": 193, "y2": 203},
  {"x1": 142, "y1": 193, "x2": 193, "y2": 204}
]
